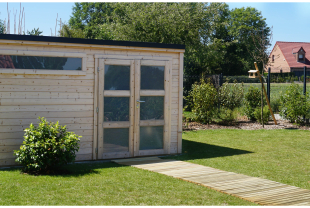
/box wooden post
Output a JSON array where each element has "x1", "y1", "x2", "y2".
[{"x1": 254, "y1": 62, "x2": 277, "y2": 125}]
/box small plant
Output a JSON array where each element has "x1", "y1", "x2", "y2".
[
  {"x1": 218, "y1": 81, "x2": 244, "y2": 110},
  {"x1": 254, "y1": 105, "x2": 271, "y2": 124},
  {"x1": 279, "y1": 83, "x2": 310, "y2": 124},
  {"x1": 244, "y1": 86, "x2": 264, "y2": 121},
  {"x1": 14, "y1": 117, "x2": 81, "y2": 174},
  {"x1": 270, "y1": 97, "x2": 281, "y2": 113},
  {"x1": 216, "y1": 108, "x2": 236, "y2": 125},
  {"x1": 188, "y1": 79, "x2": 218, "y2": 123}
]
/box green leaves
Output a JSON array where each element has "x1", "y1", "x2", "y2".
[
  {"x1": 279, "y1": 84, "x2": 310, "y2": 124},
  {"x1": 0, "y1": 19, "x2": 5, "y2": 34},
  {"x1": 244, "y1": 86, "x2": 264, "y2": 121},
  {"x1": 188, "y1": 79, "x2": 218, "y2": 123},
  {"x1": 65, "y1": 3, "x2": 270, "y2": 76},
  {"x1": 218, "y1": 81, "x2": 244, "y2": 110},
  {"x1": 14, "y1": 117, "x2": 81, "y2": 174}
]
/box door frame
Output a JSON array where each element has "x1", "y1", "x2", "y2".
[
  {"x1": 133, "y1": 59, "x2": 172, "y2": 157},
  {"x1": 93, "y1": 55, "x2": 172, "y2": 160}
]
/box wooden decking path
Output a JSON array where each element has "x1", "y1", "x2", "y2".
[{"x1": 112, "y1": 157, "x2": 310, "y2": 206}]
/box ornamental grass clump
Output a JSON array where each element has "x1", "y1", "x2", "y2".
[{"x1": 14, "y1": 117, "x2": 81, "y2": 174}]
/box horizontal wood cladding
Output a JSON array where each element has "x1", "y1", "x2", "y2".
[
  {"x1": 0, "y1": 92, "x2": 93, "y2": 99},
  {"x1": 0, "y1": 85, "x2": 93, "y2": 93},
  {"x1": 0, "y1": 42, "x2": 183, "y2": 166},
  {"x1": 0, "y1": 153, "x2": 92, "y2": 166},
  {"x1": 0, "y1": 98, "x2": 93, "y2": 105},
  {"x1": 0, "y1": 74, "x2": 95, "y2": 80},
  {"x1": 0, "y1": 78, "x2": 94, "y2": 86},
  {"x1": 0, "y1": 117, "x2": 93, "y2": 125},
  {"x1": 0, "y1": 105, "x2": 93, "y2": 112},
  {"x1": 0, "y1": 141, "x2": 93, "y2": 166},
  {"x1": 0, "y1": 111, "x2": 93, "y2": 119},
  {"x1": 0, "y1": 158, "x2": 17, "y2": 166}
]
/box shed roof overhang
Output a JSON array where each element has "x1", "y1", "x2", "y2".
[{"x1": 0, "y1": 34, "x2": 185, "y2": 50}]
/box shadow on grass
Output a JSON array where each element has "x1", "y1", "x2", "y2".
[
  {"x1": 166, "y1": 139, "x2": 253, "y2": 161},
  {"x1": 0, "y1": 162, "x2": 126, "y2": 177},
  {"x1": 284, "y1": 127, "x2": 299, "y2": 130}
]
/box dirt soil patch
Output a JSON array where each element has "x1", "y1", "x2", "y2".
[{"x1": 183, "y1": 119, "x2": 310, "y2": 131}]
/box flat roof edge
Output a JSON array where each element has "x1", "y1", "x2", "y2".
[{"x1": 0, "y1": 34, "x2": 185, "y2": 50}]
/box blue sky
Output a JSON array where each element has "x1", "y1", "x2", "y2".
[{"x1": 0, "y1": 2, "x2": 310, "y2": 52}]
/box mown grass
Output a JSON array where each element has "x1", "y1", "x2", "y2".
[
  {"x1": 242, "y1": 83, "x2": 310, "y2": 108},
  {"x1": 167, "y1": 129, "x2": 310, "y2": 190},
  {"x1": 0, "y1": 161, "x2": 255, "y2": 205}
]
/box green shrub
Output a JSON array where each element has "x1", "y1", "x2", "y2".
[
  {"x1": 244, "y1": 86, "x2": 263, "y2": 121},
  {"x1": 279, "y1": 83, "x2": 310, "y2": 124},
  {"x1": 254, "y1": 105, "x2": 271, "y2": 124},
  {"x1": 270, "y1": 98, "x2": 281, "y2": 113},
  {"x1": 14, "y1": 117, "x2": 81, "y2": 173},
  {"x1": 188, "y1": 79, "x2": 218, "y2": 123},
  {"x1": 218, "y1": 81, "x2": 244, "y2": 110},
  {"x1": 216, "y1": 108, "x2": 236, "y2": 125}
]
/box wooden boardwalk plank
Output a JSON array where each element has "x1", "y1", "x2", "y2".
[{"x1": 113, "y1": 157, "x2": 310, "y2": 206}]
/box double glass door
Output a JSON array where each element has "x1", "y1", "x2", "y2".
[{"x1": 97, "y1": 59, "x2": 171, "y2": 159}]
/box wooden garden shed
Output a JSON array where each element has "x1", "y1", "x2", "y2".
[{"x1": 0, "y1": 34, "x2": 185, "y2": 166}]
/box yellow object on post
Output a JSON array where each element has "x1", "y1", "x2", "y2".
[{"x1": 248, "y1": 70, "x2": 259, "y2": 78}]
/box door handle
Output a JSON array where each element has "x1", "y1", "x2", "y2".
[{"x1": 136, "y1": 100, "x2": 145, "y2": 103}]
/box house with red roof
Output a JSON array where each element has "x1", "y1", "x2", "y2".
[{"x1": 267, "y1": 41, "x2": 310, "y2": 76}]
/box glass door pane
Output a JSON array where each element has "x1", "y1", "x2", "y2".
[
  {"x1": 140, "y1": 126, "x2": 164, "y2": 150},
  {"x1": 98, "y1": 59, "x2": 134, "y2": 159},
  {"x1": 135, "y1": 60, "x2": 170, "y2": 156}
]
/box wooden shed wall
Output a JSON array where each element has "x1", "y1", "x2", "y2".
[{"x1": 0, "y1": 40, "x2": 184, "y2": 166}]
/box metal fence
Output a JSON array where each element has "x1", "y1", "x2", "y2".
[{"x1": 183, "y1": 74, "x2": 222, "y2": 97}]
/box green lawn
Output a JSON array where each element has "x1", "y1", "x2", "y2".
[
  {"x1": 2, "y1": 129, "x2": 309, "y2": 205},
  {"x1": 242, "y1": 83, "x2": 310, "y2": 106},
  {"x1": 0, "y1": 160, "x2": 255, "y2": 205},
  {"x1": 168, "y1": 129, "x2": 310, "y2": 190}
]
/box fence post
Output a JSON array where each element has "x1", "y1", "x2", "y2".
[
  {"x1": 217, "y1": 73, "x2": 223, "y2": 111},
  {"x1": 304, "y1": 66, "x2": 307, "y2": 122},
  {"x1": 267, "y1": 67, "x2": 271, "y2": 102},
  {"x1": 220, "y1": 73, "x2": 223, "y2": 87},
  {"x1": 304, "y1": 66, "x2": 307, "y2": 95}
]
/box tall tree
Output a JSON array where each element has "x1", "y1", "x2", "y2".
[
  {"x1": 222, "y1": 7, "x2": 270, "y2": 75},
  {"x1": 100, "y1": 2, "x2": 232, "y2": 75},
  {"x1": 67, "y1": 3, "x2": 270, "y2": 76},
  {"x1": 69, "y1": 3, "x2": 116, "y2": 39}
]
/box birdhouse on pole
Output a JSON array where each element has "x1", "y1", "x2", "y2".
[{"x1": 248, "y1": 70, "x2": 259, "y2": 78}]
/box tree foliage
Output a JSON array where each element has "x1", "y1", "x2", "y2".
[
  {"x1": 69, "y1": 2, "x2": 116, "y2": 39},
  {"x1": 0, "y1": 19, "x2": 5, "y2": 34},
  {"x1": 225, "y1": 7, "x2": 271, "y2": 74},
  {"x1": 67, "y1": 3, "x2": 271, "y2": 76},
  {"x1": 27, "y1": 28, "x2": 43, "y2": 36}
]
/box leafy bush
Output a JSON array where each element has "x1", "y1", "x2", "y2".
[
  {"x1": 188, "y1": 79, "x2": 218, "y2": 123},
  {"x1": 218, "y1": 81, "x2": 244, "y2": 110},
  {"x1": 244, "y1": 86, "x2": 265, "y2": 121},
  {"x1": 14, "y1": 117, "x2": 81, "y2": 173},
  {"x1": 216, "y1": 108, "x2": 236, "y2": 125},
  {"x1": 279, "y1": 83, "x2": 310, "y2": 124},
  {"x1": 254, "y1": 105, "x2": 271, "y2": 124},
  {"x1": 270, "y1": 98, "x2": 281, "y2": 113}
]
